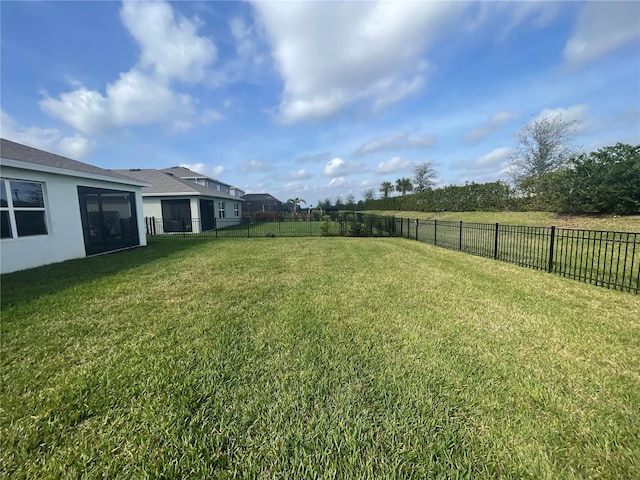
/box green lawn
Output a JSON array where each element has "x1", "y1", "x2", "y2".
[
  {"x1": 2, "y1": 237, "x2": 639, "y2": 478},
  {"x1": 368, "y1": 210, "x2": 640, "y2": 232}
]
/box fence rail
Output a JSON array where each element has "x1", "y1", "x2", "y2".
[{"x1": 145, "y1": 215, "x2": 639, "y2": 294}]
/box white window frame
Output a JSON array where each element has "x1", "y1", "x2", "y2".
[
  {"x1": 234, "y1": 202, "x2": 240, "y2": 217},
  {"x1": 218, "y1": 200, "x2": 226, "y2": 218},
  {"x1": 0, "y1": 178, "x2": 49, "y2": 239}
]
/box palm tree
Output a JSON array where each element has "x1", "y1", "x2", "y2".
[
  {"x1": 395, "y1": 177, "x2": 413, "y2": 196},
  {"x1": 287, "y1": 197, "x2": 306, "y2": 216},
  {"x1": 380, "y1": 181, "x2": 394, "y2": 198}
]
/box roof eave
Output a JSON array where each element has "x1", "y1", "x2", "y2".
[{"x1": 1, "y1": 158, "x2": 150, "y2": 187}]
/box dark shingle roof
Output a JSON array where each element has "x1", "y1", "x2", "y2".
[
  {"x1": 114, "y1": 169, "x2": 243, "y2": 201},
  {"x1": 0, "y1": 138, "x2": 142, "y2": 184},
  {"x1": 243, "y1": 193, "x2": 283, "y2": 203}
]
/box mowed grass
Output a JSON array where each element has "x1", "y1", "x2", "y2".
[
  {"x1": 370, "y1": 210, "x2": 640, "y2": 232},
  {"x1": 2, "y1": 237, "x2": 639, "y2": 478}
]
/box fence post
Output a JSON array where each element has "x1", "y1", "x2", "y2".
[
  {"x1": 247, "y1": 217, "x2": 251, "y2": 237},
  {"x1": 434, "y1": 219, "x2": 437, "y2": 246},
  {"x1": 182, "y1": 219, "x2": 186, "y2": 238},
  {"x1": 400, "y1": 217, "x2": 403, "y2": 237},
  {"x1": 494, "y1": 222, "x2": 499, "y2": 259},
  {"x1": 309, "y1": 214, "x2": 312, "y2": 236},
  {"x1": 416, "y1": 219, "x2": 419, "y2": 241},
  {"x1": 407, "y1": 218, "x2": 410, "y2": 238},
  {"x1": 548, "y1": 226, "x2": 556, "y2": 273},
  {"x1": 459, "y1": 220, "x2": 463, "y2": 250}
]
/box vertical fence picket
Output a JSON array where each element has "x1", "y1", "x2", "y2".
[
  {"x1": 548, "y1": 226, "x2": 555, "y2": 273},
  {"x1": 434, "y1": 220, "x2": 437, "y2": 246}
]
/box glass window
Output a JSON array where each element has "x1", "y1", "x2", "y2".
[
  {"x1": 218, "y1": 201, "x2": 226, "y2": 218},
  {"x1": 10, "y1": 181, "x2": 45, "y2": 207},
  {"x1": 15, "y1": 211, "x2": 47, "y2": 236},
  {"x1": 1, "y1": 211, "x2": 12, "y2": 238},
  {"x1": 234, "y1": 202, "x2": 240, "y2": 217},
  {"x1": 0, "y1": 178, "x2": 48, "y2": 239},
  {"x1": 0, "y1": 181, "x2": 7, "y2": 208}
]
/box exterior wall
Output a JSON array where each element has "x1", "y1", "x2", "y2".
[
  {"x1": 142, "y1": 195, "x2": 242, "y2": 232},
  {"x1": 1, "y1": 166, "x2": 146, "y2": 274}
]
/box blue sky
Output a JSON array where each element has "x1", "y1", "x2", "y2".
[{"x1": 2, "y1": 1, "x2": 639, "y2": 204}]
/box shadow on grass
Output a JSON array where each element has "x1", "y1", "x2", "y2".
[{"x1": 1, "y1": 237, "x2": 213, "y2": 310}]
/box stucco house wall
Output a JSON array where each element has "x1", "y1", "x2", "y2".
[
  {"x1": 1, "y1": 139, "x2": 148, "y2": 274},
  {"x1": 0, "y1": 165, "x2": 147, "y2": 274}
]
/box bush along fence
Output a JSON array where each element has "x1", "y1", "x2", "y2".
[{"x1": 145, "y1": 214, "x2": 639, "y2": 294}]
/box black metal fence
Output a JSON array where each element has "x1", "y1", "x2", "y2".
[{"x1": 145, "y1": 215, "x2": 639, "y2": 294}]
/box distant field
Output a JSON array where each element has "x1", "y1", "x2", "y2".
[
  {"x1": 368, "y1": 210, "x2": 640, "y2": 232},
  {"x1": 2, "y1": 237, "x2": 639, "y2": 478}
]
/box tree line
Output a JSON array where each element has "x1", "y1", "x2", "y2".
[
  {"x1": 363, "y1": 142, "x2": 638, "y2": 214},
  {"x1": 306, "y1": 114, "x2": 638, "y2": 214}
]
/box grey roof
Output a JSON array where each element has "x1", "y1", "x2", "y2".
[
  {"x1": 243, "y1": 193, "x2": 283, "y2": 203},
  {"x1": 1, "y1": 138, "x2": 142, "y2": 184},
  {"x1": 115, "y1": 169, "x2": 243, "y2": 201},
  {"x1": 160, "y1": 166, "x2": 232, "y2": 187}
]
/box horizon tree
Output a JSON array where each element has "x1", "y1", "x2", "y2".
[
  {"x1": 380, "y1": 181, "x2": 394, "y2": 198},
  {"x1": 287, "y1": 197, "x2": 306, "y2": 216},
  {"x1": 510, "y1": 113, "x2": 581, "y2": 195},
  {"x1": 362, "y1": 188, "x2": 376, "y2": 202},
  {"x1": 345, "y1": 193, "x2": 356, "y2": 209},
  {"x1": 413, "y1": 161, "x2": 437, "y2": 192},
  {"x1": 395, "y1": 177, "x2": 413, "y2": 196}
]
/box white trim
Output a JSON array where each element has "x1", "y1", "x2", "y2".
[{"x1": 142, "y1": 192, "x2": 245, "y2": 201}]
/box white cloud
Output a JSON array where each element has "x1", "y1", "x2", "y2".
[
  {"x1": 240, "y1": 159, "x2": 271, "y2": 173},
  {"x1": 40, "y1": 1, "x2": 216, "y2": 136},
  {"x1": 533, "y1": 104, "x2": 588, "y2": 127},
  {"x1": 372, "y1": 75, "x2": 425, "y2": 112},
  {"x1": 376, "y1": 156, "x2": 410, "y2": 174},
  {"x1": 1, "y1": 109, "x2": 94, "y2": 159},
  {"x1": 288, "y1": 169, "x2": 312, "y2": 180},
  {"x1": 253, "y1": 1, "x2": 467, "y2": 122},
  {"x1": 464, "y1": 111, "x2": 519, "y2": 144},
  {"x1": 294, "y1": 151, "x2": 331, "y2": 164},
  {"x1": 359, "y1": 179, "x2": 377, "y2": 188},
  {"x1": 120, "y1": 0, "x2": 216, "y2": 82},
  {"x1": 229, "y1": 16, "x2": 263, "y2": 66},
  {"x1": 201, "y1": 109, "x2": 224, "y2": 123},
  {"x1": 57, "y1": 135, "x2": 95, "y2": 159},
  {"x1": 328, "y1": 177, "x2": 346, "y2": 187},
  {"x1": 474, "y1": 147, "x2": 513, "y2": 169},
  {"x1": 323, "y1": 157, "x2": 362, "y2": 177},
  {"x1": 180, "y1": 162, "x2": 224, "y2": 178},
  {"x1": 498, "y1": 2, "x2": 560, "y2": 40},
  {"x1": 41, "y1": 71, "x2": 196, "y2": 135},
  {"x1": 565, "y1": 2, "x2": 640, "y2": 67},
  {"x1": 354, "y1": 132, "x2": 437, "y2": 157},
  {"x1": 39, "y1": 87, "x2": 109, "y2": 135},
  {"x1": 281, "y1": 181, "x2": 310, "y2": 193}
]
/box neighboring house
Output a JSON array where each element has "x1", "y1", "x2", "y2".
[
  {"x1": 159, "y1": 166, "x2": 238, "y2": 195},
  {"x1": 115, "y1": 169, "x2": 244, "y2": 233},
  {"x1": 243, "y1": 193, "x2": 284, "y2": 213},
  {"x1": 229, "y1": 186, "x2": 245, "y2": 198},
  {"x1": 0, "y1": 138, "x2": 148, "y2": 274}
]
